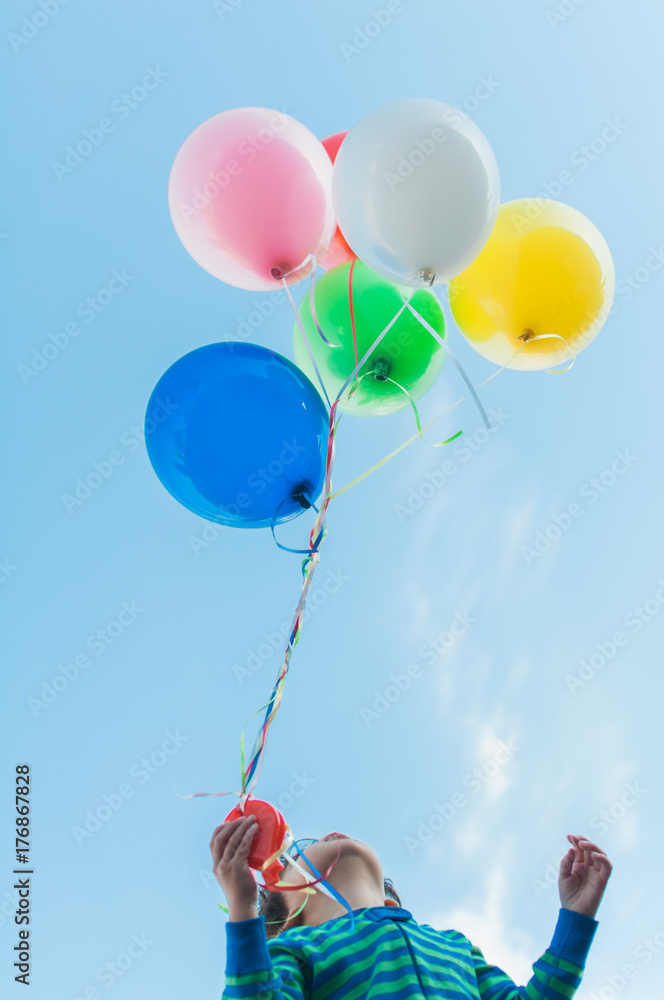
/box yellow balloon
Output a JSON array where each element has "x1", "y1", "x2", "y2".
[{"x1": 448, "y1": 199, "x2": 614, "y2": 370}]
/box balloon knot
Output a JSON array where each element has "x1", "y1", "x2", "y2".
[
  {"x1": 518, "y1": 328, "x2": 535, "y2": 342},
  {"x1": 292, "y1": 488, "x2": 313, "y2": 510},
  {"x1": 372, "y1": 357, "x2": 390, "y2": 382},
  {"x1": 418, "y1": 269, "x2": 436, "y2": 286},
  {"x1": 271, "y1": 265, "x2": 288, "y2": 280}
]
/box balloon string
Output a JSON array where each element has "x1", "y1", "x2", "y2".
[
  {"x1": 336, "y1": 299, "x2": 410, "y2": 400},
  {"x1": 268, "y1": 293, "x2": 414, "y2": 559},
  {"x1": 265, "y1": 844, "x2": 353, "y2": 932},
  {"x1": 267, "y1": 894, "x2": 309, "y2": 926},
  {"x1": 321, "y1": 301, "x2": 577, "y2": 504},
  {"x1": 234, "y1": 295, "x2": 418, "y2": 798},
  {"x1": 376, "y1": 371, "x2": 463, "y2": 449},
  {"x1": 183, "y1": 308, "x2": 578, "y2": 804},
  {"x1": 284, "y1": 841, "x2": 356, "y2": 931},
  {"x1": 348, "y1": 259, "x2": 359, "y2": 388},
  {"x1": 182, "y1": 288, "x2": 427, "y2": 801},
  {"x1": 326, "y1": 338, "x2": 535, "y2": 502},
  {"x1": 235, "y1": 289, "x2": 436, "y2": 795},
  {"x1": 277, "y1": 840, "x2": 343, "y2": 900},
  {"x1": 282, "y1": 277, "x2": 333, "y2": 409},
  {"x1": 404, "y1": 298, "x2": 491, "y2": 430},
  {"x1": 237, "y1": 406, "x2": 343, "y2": 797},
  {"x1": 307, "y1": 256, "x2": 335, "y2": 347},
  {"x1": 270, "y1": 493, "x2": 323, "y2": 555},
  {"x1": 528, "y1": 331, "x2": 577, "y2": 373}
]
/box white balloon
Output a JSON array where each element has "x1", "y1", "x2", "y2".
[{"x1": 332, "y1": 98, "x2": 501, "y2": 287}]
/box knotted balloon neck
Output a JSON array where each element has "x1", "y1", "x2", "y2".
[
  {"x1": 270, "y1": 490, "x2": 322, "y2": 554},
  {"x1": 271, "y1": 252, "x2": 317, "y2": 284},
  {"x1": 514, "y1": 327, "x2": 577, "y2": 372},
  {"x1": 371, "y1": 357, "x2": 391, "y2": 382},
  {"x1": 292, "y1": 488, "x2": 314, "y2": 510}
]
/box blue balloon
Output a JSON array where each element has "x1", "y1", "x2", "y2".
[{"x1": 145, "y1": 342, "x2": 329, "y2": 528}]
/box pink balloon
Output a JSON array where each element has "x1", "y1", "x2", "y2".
[
  {"x1": 319, "y1": 130, "x2": 357, "y2": 272},
  {"x1": 168, "y1": 108, "x2": 335, "y2": 291}
]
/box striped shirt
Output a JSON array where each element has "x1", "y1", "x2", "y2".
[{"x1": 223, "y1": 905, "x2": 598, "y2": 999}]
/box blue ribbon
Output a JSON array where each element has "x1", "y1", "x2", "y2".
[{"x1": 290, "y1": 839, "x2": 356, "y2": 933}]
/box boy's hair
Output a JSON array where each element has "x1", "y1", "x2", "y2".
[{"x1": 257, "y1": 839, "x2": 402, "y2": 939}]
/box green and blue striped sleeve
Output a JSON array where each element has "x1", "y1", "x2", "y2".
[
  {"x1": 223, "y1": 916, "x2": 307, "y2": 1000},
  {"x1": 470, "y1": 908, "x2": 598, "y2": 1000}
]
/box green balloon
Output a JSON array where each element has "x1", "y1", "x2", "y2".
[{"x1": 292, "y1": 261, "x2": 446, "y2": 417}]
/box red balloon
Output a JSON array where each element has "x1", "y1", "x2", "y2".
[
  {"x1": 322, "y1": 130, "x2": 347, "y2": 161},
  {"x1": 225, "y1": 799, "x2": 289, "y2": 885},
  {"x1": 320, "y1": 131, "x2": 357, "y2": 271}
]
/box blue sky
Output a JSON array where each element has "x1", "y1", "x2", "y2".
[{"x1": 2, "y1": 1, "x2": 663, "y2": 998}]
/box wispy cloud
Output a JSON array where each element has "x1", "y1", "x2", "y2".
[{"x1": 426, "y1": 853, "x2": 535, "y2": 985}]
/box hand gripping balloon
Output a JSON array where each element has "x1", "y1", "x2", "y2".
[{"x1": 224, "y1": 798, "x2": 291, "y2": 887}]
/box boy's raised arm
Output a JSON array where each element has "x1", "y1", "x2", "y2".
[
  {"x1": 471, "y1": 834, "x2": 612, "y2": 1000},
  {"x1": 210, "y1": 817, "x2": 309, "y2": 1000}
]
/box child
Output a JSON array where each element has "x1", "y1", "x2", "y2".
[{"x1": 210, "y1": 818, "x2": 612, "y2": 999}]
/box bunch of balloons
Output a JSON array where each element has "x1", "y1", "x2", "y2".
[
  {"x1": 156, "y1": 99, "x2": 616, "y2": 835},
  {"x1": 148, "y1": 98, "x2": 614, "y2": 533}
]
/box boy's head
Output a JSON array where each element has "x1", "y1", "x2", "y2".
[{"x1": 258, "y1": 832, "x2": 402, "y2": 938}]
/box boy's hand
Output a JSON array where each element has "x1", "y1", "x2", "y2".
[
  {"x1": 210, "y1": 816, "x2": 260, "y2": 921},
  {"x1": 558, "y1": 833, "x2": 613, "y2": 919}
]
